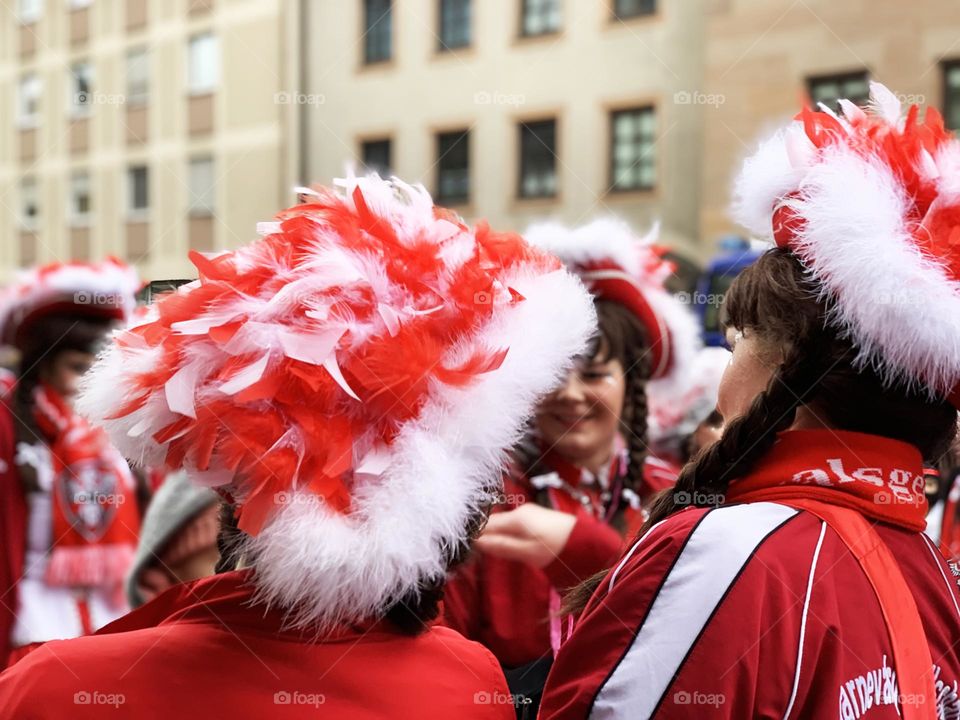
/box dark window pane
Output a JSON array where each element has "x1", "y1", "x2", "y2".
[
  {"x1": 519, "y1": 119, "x2": 557, "y2": 198},
  {"x1": 614, "y1": 0, "x2": 655, "y2": 20},
  {"x1": 439, "y1": 0, "x2": 470, "y2": 50},
  {"x1": 362, "y1": 138, "x2": 392, "y2": 175},
  {"x1": 807, "y1": 71, "x2": 870, "y2": 114},
  {"x1": 130, "y1": 166, "x2": 149, "y2": 210},
  {"x1": 522, "y1": 0, "x2": 560, "y2": 36},
  {"x1": 364, "y1": 0, "x2": 392, "y2": 64},
  {"x1": 944, "y1": 63, "x2": 960, "y2": 131},
  {"x1": 610, "y1": 107, "x2": 656, "y2": 191},
  {"x1": 437, "y1": 129, "x2": 469, "y2": 204}
]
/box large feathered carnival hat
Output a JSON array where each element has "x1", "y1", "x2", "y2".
[
  {"x1": 78, "y1": 174, "x2": 596, "y2": 629},
  {"x1": 524, "y1": 218, "x2": 700, "y2": 389},
  {"x1": 0, "y1": 258, "x2": 139, "y2": 349},
  {"x1": 734, "y1": 82, "x2": 960, "y2": 406}
]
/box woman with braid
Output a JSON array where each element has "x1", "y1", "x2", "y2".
[
  {"x1": 443, "y1": 219, "x2": 699, "y2": 715},
  {"x1": 539, "y1": 84, "x2": 960, "y2": 720}
]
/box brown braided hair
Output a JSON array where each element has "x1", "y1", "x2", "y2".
[{"x1": 565, "y1": 248, "x2": 958, "y2": 614}]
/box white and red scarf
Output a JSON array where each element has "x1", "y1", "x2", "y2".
[
  {"x1": 31, "y1": 383, "x2": 139, "y2": 589},
  {"x1": 725, "y1": 429, "x2": 928, "y2": 531}
]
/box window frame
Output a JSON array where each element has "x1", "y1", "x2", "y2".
[
  {"x1": 187, "y1": 32, "x2": 219, "y2": 96},
  {"x1": 517, "y1": 117, "x2": 558, "y2": 200},
  {"x1": 608, "y1": 105, "x2": 657, "y2": 193},
  {"x1": 435, "y1": 128, "x2": 470, "y2": 205}
]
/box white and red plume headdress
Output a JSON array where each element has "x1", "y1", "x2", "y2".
[
  {"x1": 734, "y1": 82, "x2": 960, "y2": 406},
  {"x1": 524, "y1": 218, "x2": 700, "y2": 392},
  {"x1": 78, "y1": 175, "x2": 596, "y2": 629},
  {"x1": 0, "y1": 258, "x2": 139, "y2": 349}
]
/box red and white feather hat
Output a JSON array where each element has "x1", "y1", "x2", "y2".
[
  {"x1": 0, "y1": 258, "x2": 139, "y2": 349},
  {"x1": 78, "y1": 174, "x2": 596, "y2": 629},
  {"x1": 734, "y1": 82, "x2": 960, "y2": 407},
  {"x1": 524, "y1": 218, "x2": 700, "y2": 391}
]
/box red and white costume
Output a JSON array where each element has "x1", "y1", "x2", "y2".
[
  {"x1": 0, "y1": 260, "x2": 140, "y2": 667},
  {"x1": 0, "y1": 174, "x2": 596, "y2": 717},
  {"x1": 444, "y1": 219, "x2": 698, "y2": 671},
  {"x1": 542, "y1": 84, "x2": 960, "y2": 719},
  {"x1": 540, "y1": 431, "x2": 960, "y2": 719}
]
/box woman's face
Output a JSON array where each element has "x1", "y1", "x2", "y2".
[
  {"x1": 717, "y1": 327, "x2": 780, "y2": 424},
  {"x1": 535, "y1": 352, "x2": 627, "y2": 470},
  {"x1": 39, "y1": 350, "x2": 95, "y2": 406}
]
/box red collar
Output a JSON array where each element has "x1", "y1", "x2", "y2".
[
  {"x1": 725, "y1": 430, "x2": 927, "y2": 531},
  {"x1": 98, "y1": 569, "x2": 397, "y2": 641}
]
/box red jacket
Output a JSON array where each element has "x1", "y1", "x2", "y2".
[
  {"x1": 443, "y1": 452, "x2": 677, "y2": 669},
  {"x1": 0, "y1": 399, "x2": 26, "y2": 667},
  {"x1": 540, "y1": 430, "x2": 960, "y2": 719},
  {"x1": 0, "y1": 570, "x2": 515, "y2": 719}
]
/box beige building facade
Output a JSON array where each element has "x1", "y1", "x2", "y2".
[
  {"x1": 700, "y1": 0, "x2": 960, "y2": 245},
  {"x1": 5, "y1": 0, "x2": 960, "y2": 281},
  {"x1": 0, "y1": 0, "x2": 291, "y2": 282}
]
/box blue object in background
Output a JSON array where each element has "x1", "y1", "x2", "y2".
[{"x1": 696, "y1": 235, "x2": 763, "y2": 347}]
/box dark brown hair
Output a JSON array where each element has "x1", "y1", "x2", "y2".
[{"x1": 566, "y1": 248, "x2": 958, "y2": 613}]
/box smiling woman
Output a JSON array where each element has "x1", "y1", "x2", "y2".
[{"x1": 442, "y1": 217, "x2": 701, "y2": 716}]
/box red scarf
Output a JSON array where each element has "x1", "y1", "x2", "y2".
[
  {"x1": 32, "y1": 383, "x2": 139, "y2": 589},
  {"x1": 725, "y1": 429, "x2": 927, "y2": 531}
]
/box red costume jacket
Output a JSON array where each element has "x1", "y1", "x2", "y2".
[
  {"x1": 443, "y1": 450, "x2": 677, "y2": 669},
  {"x1": 0, "y1": 399, "x2": 26, "y2": 667},
  {"x1": 540, "y1": 431, "x2": 960, "y2": 719},
  {"x1": 0, "y1": 570, "x2": 515, "y2": 719}
]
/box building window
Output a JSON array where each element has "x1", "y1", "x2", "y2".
[
  {"x1": 128, "y1": 165, "x2": 149, "y2": 217},
  {"x1": 70, "y1": 171, "x2": 91, "y2": 225},
  {"x1": 518, "y1": 119, "x2": 557, "y2": 199},
  {"x1": 127, "y1": 48, "x2": 149, "y2": 105},
  {"x1": 944, "y1": 62, "x2": 960, "y2": 131},
  {"x1": 20, "y1": 177, "x2": 39, "y2": 230},
  {"x1": 188, "y1": 33, "x2": 219, "y2": 95},
  {"x1": 363, "y1": 0, "x2": 392, "y2": 64},
  {"x1": 807, "y1": 71, "x2": 870, "y2": 113},
  {"x1": 189, "y1": 157, "x2": 215, "y2": 215},
  {"x1": 17, "y1": 74, "x2": 41, "y2": 128},
  {"x1": 439, "y1": 0, "x2": 470, "y2": 50},
  {"x1": 436, "y1": 129, "x2": 469, "y2": 204},
  {"x1": 70, "y1": 61, "x2": 94, "y2": 117},
  {"x1": 18, "y1": 0, "x2": 42, "y2": 23},
  {"x1": 521, "y1": 0, "x2": 560, "y2": 36},
  {"x1": 610, "y1": 107, "x2": 656, "y2": 192},
  {"x1": 361, "y1": 138, "x2": 392, "y2": 175},
  {"x1": 613, "y1": 0, "x2": 655, "y2": 20}
]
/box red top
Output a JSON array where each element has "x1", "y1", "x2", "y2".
[
  {"x1": 539, "y1": 430, "x2": 960, "y2": 719},
  {"x1": 442, "y1": 450, "x2": 677, "y2": 669},
  {"x1": 0, "y1": 398, "x2": 26, "y2": 667},
  {"x1": 0, "y1": 570, "x2": 515, "y2": 720}
]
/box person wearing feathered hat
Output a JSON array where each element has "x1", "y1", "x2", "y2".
[
  {"x1": 442, "y1": 218, "x2": 700, "y2": 712},
  {"x1": 539, "y1": 84, "x2": 960, "y2": 719},
  {"x1": 0, "y1": 259, "x2": 142, "y2": 669},
  {"x1": 0, "y1": 175, "x2": 597, "y2": 718}
]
